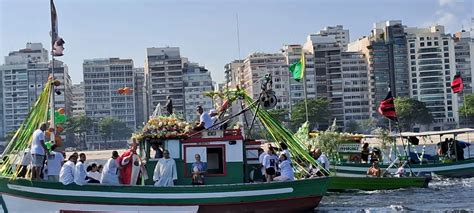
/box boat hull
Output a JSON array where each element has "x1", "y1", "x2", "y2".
[
  {"x1": 328, "y1": 176, "x2": 430, "y2": 191},
  {"x1": 333, "y1": 158, "x2": 474, "y2": 178},
  {"x1": 0, "y1": 176, "x2": 330, "y2": 213}
]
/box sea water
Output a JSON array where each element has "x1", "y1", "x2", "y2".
[{"x1": 317, "y1": 177, "x2": 474, "y2": 212}]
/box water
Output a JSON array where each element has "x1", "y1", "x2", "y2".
[{"x1": 317, "y1": 177, "x2": 474, "y2": 212}]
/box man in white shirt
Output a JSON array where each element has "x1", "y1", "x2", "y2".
[
  {"x1": 313, "y1": 148, "x2": 330, "y2": 176},
  {"x1": 153, "y1": 150, "x2": 177, "y2": 186},
  {"x1": 258, "y1": 148, "x2": 267, "y2": 181},
  {"x1": 46, "y1": 145, "x2": 64, "y2": 182},
  {"x1": 30, "y1": 122, "x2": 48, "y2": 181},
  {"x1": 74, "y1": 153, "x2": 87, "y2": 185},
  {"x1": 60, "y1": 154, "x2": 77, "y2": 185},
  {"x1": 194, "y1": 105, "x2": 213, "y2": 131},
  {"x1": 100, "y1": 151, "x2": 120, "y2": 185}
]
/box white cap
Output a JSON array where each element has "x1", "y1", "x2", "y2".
[{"x1": 209, "y1": 109, "x2": 217, "y2": 114}]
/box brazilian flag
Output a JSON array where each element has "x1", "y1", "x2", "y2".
[{"x1": 289, "y1": 52, "x2": 305, "y2": 81}]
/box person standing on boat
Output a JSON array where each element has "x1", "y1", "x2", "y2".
[
  {"x1": 100, "y1": 151, "x2": 120, "y2": 185},
  {"x1": 274, "y1": 153, "x2": 294, "y2": 181},
  {"x1": 46, "y1": 145, "x2": 64, "y2": 182},
  {"x1": 153, "y1": 149, "x2": 178, "y2": 186},
  {"x1": 30, "y1": 122, "x2": 48, "y2": 181},
  {"x1": 279, "y1": 142, "x2": 291, "y2": 160},
  {"x1": 313, "y1": 148, "x2": 330, "y2": 176},
  {"x1": 59, "y1": 154, "x2": 77, "y2": 185},
  {"x1": 74, "y1": 153, "x2": 87, "y2": 185},
  {"x1": 118, "y1": 141, "x2": 142, "y2": 185},
  {"x1": 191, "y1": 154, "x2": 207, "y2": 185},
  {"x1": 165, "y1": 96, "x2": 173, "y2": 115},
  {"x1": 263, "y1": 147, "x2": 278, "y2": 182},
  {"x1": 257, "y1": 148, "x2": 267, "y2": 182},
  {"x1": 361, "y1": 143, "x2": 370, "y2": 163},
  {"x1": 194, "y1": 105, "x2": 213, "y2": 131}
]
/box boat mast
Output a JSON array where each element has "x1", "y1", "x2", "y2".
[{"x1": 49, "y1": 0, "x2": 56, "y2": 144}]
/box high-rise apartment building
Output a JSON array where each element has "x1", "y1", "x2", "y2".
[
  {"x1": 0, "y1": 43, "x2": 72, "y2": 138},
  {"x1": 145, "y1": 47, "x2": 184, "y2": 118},
  {"x1": 183, "y1": 60, "x2": 214, "y2": 122},
  {"x1": 242, "y1": 53, "x2": 290, "y2": 110},
  {"x1": 405, "y1": 25, "x2": 458, "y2": 130},
  {"x1": 282, "y1": 44, "x2": 317, "y2": 108},
  {"x1": 340, "y1": 52, "x2": 371, "y2": 125},
  {"x1": 72, "y1": 82, "x2": 85, "y2": 116},
  {"x1": 304, "y1": 34, "x2": 345, "y2": 126},
  {"x1": 134, "y1": 68, "x2": 146, "y2": 127},
  {"x1": 348, "y1": 20, "x2": 410, "y2": 118},
  {"x1": 316, "y1": 25, "x2": 350, "y2": 50},
  {"x1": 454, "y1": 30, "x2": 474, "y2": 127},
  {"x1": 83, "y1": 58, "x2": 136, "y2": 148}
]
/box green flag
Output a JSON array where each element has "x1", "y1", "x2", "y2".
[{"x1": 289, "y1": 52, "x2": 305, "y2": 81}]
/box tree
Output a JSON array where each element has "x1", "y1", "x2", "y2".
[
  {"x1": 64, "y1": 115, "x2": 94, "y2": 149},
  {"x1": 290, "y1": 98, "x2": 331, "y2": 131},
  {"x1": 99, "y1": 117, "x2": 133, "y2": 148},
  {"x1": 395, "y1": 97, "x2": 433, "y2": 131},
  {"x1": 267, "y1": 108, "x2": 290, "y2": 127},
  {"x1": 345, "y1": 120, "x2": 360, "y2": 133},
  {"x1": 460, "y1": 94, "x2": 474, "y2": 125}
]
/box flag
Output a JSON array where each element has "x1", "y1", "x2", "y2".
[
  {"x1": 50, "y1": 0, "x2": 65, "y2": 56},
  {"x1": 451, "y1": 74, "x2": 464, "y2": 93},
  {"x1": 289, "y1": 52, "x2": 305, "y2": 81},
  {"x1": 378, "y1": 90, "x2": 398, "y2": 121}
]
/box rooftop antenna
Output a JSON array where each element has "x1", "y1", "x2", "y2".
[{"x1": 236, "y1": 13, "x2": 241, "y2": 61}]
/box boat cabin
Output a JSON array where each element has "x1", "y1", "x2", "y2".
[{"x1": 139, "y1": 129, "x2": 262, "y2": 185}]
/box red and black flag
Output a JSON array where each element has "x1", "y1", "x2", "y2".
[
  {"x1": 378, "y1": 90, "x2": 398, "y2": 122},
  {"x1": 451, "y1": 74, "x2": 464, "y2": 93},
  {"x1": 51, "y1": 0, "x2": 65, "y2": 56}
]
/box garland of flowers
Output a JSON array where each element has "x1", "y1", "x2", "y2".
[{"x1": 133, "y1": 115, "x2": 192, "y2": 141}]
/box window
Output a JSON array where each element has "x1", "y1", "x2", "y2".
[
  {"x1": 427, "y1": 42, "x2": 432, "y2": 46},
  {"x1": 420, "y1": 37, "x2": 425, "y2": 41},
  {"x1": 207, "y1": 147, "x2": 224, "y2": 175},
  {"x1": 443, "y1": 41, "x2": 448, "y2": 45},
  {"x1": 185, "y1": 145, "x2": 225, "y2": 176},
  {"x1": 420, "y1": 43, "x2": 425, "y2": 47}
]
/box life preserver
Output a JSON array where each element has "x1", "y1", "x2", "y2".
[{"x1": 349, "y1": 154, "x2": 361, "y2": 162}]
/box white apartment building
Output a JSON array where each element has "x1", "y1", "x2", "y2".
[
  {"x1": 183, "y1": 60, "x2": 214, "y2": 122},
  {"x1": 341, "y1": 52, "x2": 371, "y2": 126},
  {"x1": 282, "y1": 44, "x2": 316, "y2": 109},
  {"x1": 0, "y1": 43, "x2": 72, "y2": 138},
  {"x1": 145, "y1": 47, "x2": 184, "y2": 118},
  {"x1": 405, "y1": 25, "x2": 458, "y2": 130},
  {"x1": 242, "y1": 53, "x2": 290, "y2": 110},
  {"x1": 72, "y1": 82, "x2": 85, "y2": 116},
  {"x1": 83, "y1": 58, "x2": 136, "y2": 148},
  {"x1": 454, "y1": 30, "x2": 474, "y2": 127}
]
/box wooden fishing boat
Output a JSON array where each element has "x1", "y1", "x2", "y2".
[
  {"x1": 328, "y1": 176, "x2": 430, "y2": 191},
  {"x1": 0, "y1": 175, "x2": 330, "y2": 213}
]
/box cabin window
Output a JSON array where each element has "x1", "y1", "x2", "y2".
[{"x1": 184, "y1": 145, "x2": 226, "y2": 176}]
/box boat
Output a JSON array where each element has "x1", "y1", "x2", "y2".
[
  {"x1": 331, "y1": 129, "x2": 474, "y2": 178},
  {"x1": 0, "y1": 72, "x2": 332, "y2": 212},
  {"x1": 0, "y1": 175, "x2": 330, "y2": 213},
  {"x1": 328, "y1": 176, "x2": 430, "y2": 191}
]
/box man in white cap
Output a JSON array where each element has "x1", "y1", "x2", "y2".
[{"x1": 209, "y1": 109, "x2": 218, "y2": 130}]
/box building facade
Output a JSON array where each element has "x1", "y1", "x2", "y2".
[
  {"x1": 183, "y1": 60, "x2": 214, "y2": 122},
  {"x1": 83, "y1": 58, "x2": 136, "y2": 148},
  {"x1": 0, "y1": 43, "x2": 72, "y2": 138},
  {"x1": 241, "y1": 53, "x2": 290, "y2": 110},
  {"x1": 145, "y1": 47, "x2": 184, "y2": 118},
  {"x1": 316, "y1": 25, "x2": 350, "y2": 50},
  {"x1": 71, "y1": 82, "x2": 85, "y2": 116},
  {"x1": 405, "y1": 25, "x2": 458, "y2": 130},
  {"x1": 348, "y1": 20, "x2": 410, "y2": 119},
  {"x1": 134, "y1": 68, "x2": 146, "y2": 128}
]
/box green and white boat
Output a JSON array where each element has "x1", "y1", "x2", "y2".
[
  {"x1": 328, "y1": 176, "x2": 430, "y2": 191},
  {"x1": 0, "y1": 78, "x2": 332, "y2": 212},
  {"x1": 332, "y1": 129, "x2": 474, "y2": 178}
]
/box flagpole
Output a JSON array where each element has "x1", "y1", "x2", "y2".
[
  {"x1": 49, "y1": 0, "x2": 56, "y2": 144},
  {"x1": 302, "y1": 52, "x2": 309, "y2": 122}
]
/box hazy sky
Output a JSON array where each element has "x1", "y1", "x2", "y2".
[{"x1": 1, "y1": 0, "x2": 472, "y2": 84}]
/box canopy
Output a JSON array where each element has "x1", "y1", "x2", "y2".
[{"x1": 398, "y1": 128, "x2": 474, "y2": 137}]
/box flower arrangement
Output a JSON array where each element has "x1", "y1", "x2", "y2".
[{"x1": 133, "y1": 115, "x2": 192, "y2": 141}]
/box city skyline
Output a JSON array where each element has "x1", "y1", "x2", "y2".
[{"x1": 1, "y1": 0, "x2": 472, "y2": 84}]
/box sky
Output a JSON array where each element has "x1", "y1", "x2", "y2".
[{"x1": 1, "y1": 0, "x2": 472, "y2": 84}]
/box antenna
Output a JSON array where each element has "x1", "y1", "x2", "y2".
[{"x1": 236, "y1": 13, "x2": 241, "y2": 60}]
